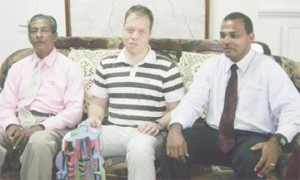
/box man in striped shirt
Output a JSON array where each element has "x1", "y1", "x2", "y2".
[{"x1": 84, "y1": 5, "x2": 184, "y2": 180}]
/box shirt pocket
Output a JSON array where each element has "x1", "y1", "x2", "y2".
[
  {"x1": 239, "y1": 82, "x2": 265, "y2": 114},
  {"x1": 41, "y1": 77, "x2": 67, "y2": 100}
]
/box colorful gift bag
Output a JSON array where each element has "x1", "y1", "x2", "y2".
[{"x1": 56, "y1": 122, "x2": 105, "y2": 180}]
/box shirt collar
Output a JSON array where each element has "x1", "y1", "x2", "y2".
[
  {"x1": 224, "y1": 47, "x2": 256, "y2": 73},
  {"x1": 32, "y1": 48, "x2": 58, "y2": 67},
  {"x1": 117, "y1": 45, "x2": 156, "y2": 65}
]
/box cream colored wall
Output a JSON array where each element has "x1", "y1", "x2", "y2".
[
  {"x1": 69, "y1": 0, "x2": 206, "y2": 39},
  {"x1": 0, "y1": 0, "x2": 65, "y2": 65},
  {"x1": 209, "y1": 0, "x2": 263, "y2": 39},
  {"x1": 1, "y1": 0, "x2": 299, "y2": 65},
  {"x1": 209, "y1": 0, "x2": 300, "y2": 61}
]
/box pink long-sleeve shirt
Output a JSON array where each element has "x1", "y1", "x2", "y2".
[{"x1": 0, "y1": 48, "x2": 84, "y2": 130}]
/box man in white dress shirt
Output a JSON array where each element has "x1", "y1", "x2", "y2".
[{"x1": 160, "y1": 12, "x2": 300, "y2": 179}]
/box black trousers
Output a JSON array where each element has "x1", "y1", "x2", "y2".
[{"x1": 160, "y1": 125, "x2": 273, "y2": 180}]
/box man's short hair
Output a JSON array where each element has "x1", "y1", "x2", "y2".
[
  {"x1": 28, "y1": 14, "x2": 57, "y2": 33},
  {"x1": 124, "y1": 5, "x2": 154, "y2": 31},
  {"x1": 223, "y1": 12, "x2": 253, "y2": 34}
]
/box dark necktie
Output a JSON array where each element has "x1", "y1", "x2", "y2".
[{"x1": 217, "y1": 64, "x2": 238, "y2": 153}]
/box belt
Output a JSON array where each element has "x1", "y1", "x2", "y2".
[
  {"x1": 30, "y1": 110, "x2": 55, "y2": 117},
  {"x1": 115, "y1": 124, "x2": 138, "y2": 128},
  {"x1": 205, "y1": 123, "x2": 272, "y2": 139}
]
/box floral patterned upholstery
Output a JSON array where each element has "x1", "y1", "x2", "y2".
[
  {"x1": 68, "y1": 49, "x2": 121, "y2": 113},
  {"x1": 0, "y1": 37, "x2": 299, "y2": 179},
  {"x1": 270, "y1": 55, "x2": 300, "y2": 92}
]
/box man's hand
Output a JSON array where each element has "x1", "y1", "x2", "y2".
[
  {"x1": 138, "y1": 122, "x2": 160, "y2": 136},
  {"x1": 251, "y1": 137, "x2": 281, "y2": 178},
  {"x1": 83, "y1": 116, "x2": 102, "y2": 128},
  {"x1": 5, "y1": 124, "x2": 20, "y2": 146},
  {"x1": 12, "y1": 125, "x2": 44, "y2": 150},
  {"x1": 166, "y1": 123, "x2": 189, "y2": 163}
]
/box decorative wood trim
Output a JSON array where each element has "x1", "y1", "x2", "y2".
[
  {"x1": 205, "y1": 0, "x2": 210, "y2": 39},
  {"x1": 65, "y1": 0, "x2": 71, "y2": 36},
  {"x1": 258, "y1": 9, "x2": 300, "y2": 17}
]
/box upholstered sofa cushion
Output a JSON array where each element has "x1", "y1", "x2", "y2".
[
  {"x1": 178, "y1": 51, "x2": 218, "y2": 92},
  {"x1": 177, "y1": 52, "x2": 218, "y2": 119},
  {"x1": 68, "y1": 49, "x2": 121, "y2": 112},
  {"x1": 270, "y1": 55, "x2": 300, "y2": 92}
]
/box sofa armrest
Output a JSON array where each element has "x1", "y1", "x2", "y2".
[
  {"x1": 279, "y1": 133, "x2": 300, "y2": 179},
  {"x1": 0, "y1": 48, "x2": 34, "y2": 89}
]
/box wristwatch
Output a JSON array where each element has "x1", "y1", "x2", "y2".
[
  {"x1": 273, "y1": 133, "x2": 287, "y2": 147},
  {"x1": 155, "y1": 121, "x2": 163, "y2": 131}
]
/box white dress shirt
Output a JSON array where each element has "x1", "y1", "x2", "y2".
[{"x1": 171, "y1": 48, "x2": 300, "y2": 142}]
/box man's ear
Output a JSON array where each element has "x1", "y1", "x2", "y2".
[
  {"x1": 54, "y1": 32, "x2": 58, "y2": 41},
  {"x1": 249, "y1": 32, "x2": 255, "y2": 42}
]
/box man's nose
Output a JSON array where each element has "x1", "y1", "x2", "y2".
[
  {"x1": 224, "y1": 35, "x2": 231, "y2": 43},
  {"x1": 131, "y1": 31, "x2": 139, "y2": 39}
]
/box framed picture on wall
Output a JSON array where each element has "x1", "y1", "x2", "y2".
[{"x1": 65, "y1": 0, "x2": 209, "y2": 39}]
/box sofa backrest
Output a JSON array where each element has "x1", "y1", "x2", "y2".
[
  {"x1": 54, "y1": 37, "x2": 224, "y2": 63},
  {"x1": 0, "y1": 37, "x2": 299, "y2": 112}
]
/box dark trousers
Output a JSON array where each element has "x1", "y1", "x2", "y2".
[{"x1": 160, "y1": 125, "x2": 272, "y2": 180}]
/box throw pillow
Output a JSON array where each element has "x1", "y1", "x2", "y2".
[
  {"x1": 178, "y1": 51, "x2": 217, "y2": 119},
  {"x1": 68, "y1": 49, "x2": 121, "y2": 113},
  {"x1": 178, "y1": 51, "x2": 216, "y2": 92}
]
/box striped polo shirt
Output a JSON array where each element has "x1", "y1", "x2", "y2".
[{"x1": 91, "y1": 48, "x2": 185, "y2": 126}]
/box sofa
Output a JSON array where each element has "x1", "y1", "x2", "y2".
[{"x1": 0, "y1": 37, "x2": 299, "y2": 180}]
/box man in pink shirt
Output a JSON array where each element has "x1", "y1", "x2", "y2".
[{"x1": 0, "y1": 14, "x2": 84, "y2": 179}]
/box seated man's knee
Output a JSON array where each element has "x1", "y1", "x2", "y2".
[
  {"x1": 231, "y1": 141, "x2": 262, "y2": 178},
  {"x1": 233, "y1": 137, "x2": 266, "y2": 164},
  {"x1": 129, "y1": 137, "x2": 159, "y2": 164},
  {"x1": 27, "y1": 131, "x2": 50, "y2": 148},
  {"x1": 127, "y1": 144, "x2": 155, "y2": 162}
]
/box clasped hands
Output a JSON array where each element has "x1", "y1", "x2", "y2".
[{"x1": 5, "y1": 124, "x2": 44, "y2": 151}]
